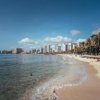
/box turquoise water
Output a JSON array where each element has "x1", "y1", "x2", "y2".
[{"x1": 0, "y1": 54, "x2": 87, "y2": 100}]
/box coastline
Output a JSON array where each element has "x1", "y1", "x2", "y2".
[
  {"x1": 66, "y1": 54, "x2": 100, "y2": 78},
  {"x1": 19, "y1": 54, "x2": 100, "y2": 100},
  {"x1": 57, "y1": 54, "x2": 100, "y2": 100}
]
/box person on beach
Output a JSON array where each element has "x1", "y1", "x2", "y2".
[{"x1": 51, "y1": 89, "x2": 59, "y2": 100}]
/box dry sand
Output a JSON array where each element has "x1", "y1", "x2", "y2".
[
  {"x1": 20, "y1": 54, "x2": 100, "y2": 100},
  {"x1": 67, "y1": 54, "x2": 100, "y2": 78},
  {"x1": 57, "y1": 54, "x2": 100, "y2": 100}
]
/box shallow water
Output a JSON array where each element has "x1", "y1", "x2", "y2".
[{"x1": 0, "y1": 54, "x2": 87, "y2": 100}]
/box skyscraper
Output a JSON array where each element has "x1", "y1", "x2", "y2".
[{"x1": 12, "y1": 48, "x2": 23, "y2": 54}]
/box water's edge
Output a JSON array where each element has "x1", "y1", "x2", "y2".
[{"x1": 0, "y1": 54, "x2": 87, "y2": 100}]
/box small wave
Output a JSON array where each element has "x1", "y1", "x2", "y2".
[
  {"x1": 31, "y1": 56, "x2": 88, "y2": 100},
  {"x1": 32, "y1": 67, "x2": 87, "y2": 100}
]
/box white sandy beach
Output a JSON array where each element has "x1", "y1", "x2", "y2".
[
  {"x1": 63, "y1": 54, "x2": 100, "y2": 78},
  {"x1": 20, "y1": 54, "x2": 100, "y2": 100},
  {"x1": 57, "y1": 54, "x2": 100, "y2": 100}
]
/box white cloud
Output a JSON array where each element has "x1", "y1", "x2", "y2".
[
  {"x1": 92, "y1": 28, "x2": 100, "y2": 35},
  {"x1": 76, "y1": 38, "x2": 86, "y2": 43},
  {"x1": 18, "y1": 36, "x2": 86, "y2": 48},
  {"x1": 70, "y1": 30, "x2": 81, "y2": 36},
  {"x1": 44, "y1": 36, "x2": 71, "y2": 43},
  {"x1": 18, "y1": 38, "x2": 37, "y2": 46}
]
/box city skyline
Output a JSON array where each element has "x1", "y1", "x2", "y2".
[
  {"x1": 0, "y1": 0, "x2": 100, "y2": 49},
  {"x1": 0, "y1": 42, "x2": 78, "y2": 54}
]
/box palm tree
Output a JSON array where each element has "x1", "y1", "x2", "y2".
[
  {"x1": 97, "y1": 33, "x2": 100, "y2": 55},
  {"x1": 73, "y1": 32, "x2": 100, "y2": 55},
  {"x1": 85, "y1": 38, "x2": 91, "y2": 54},
  {"x1": 91, "y1": 33, "x2": 100, "y2": 55},
  {"x1": 90, "y1": 34, "x2": 97, "y2": 55}
]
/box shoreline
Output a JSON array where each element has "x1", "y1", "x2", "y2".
[
  {"x1": 19, "y1": 54, "x2": 100, "y2": 100},
  {"x1": 67, "y1": 54, "x2": 100, "y2": 78},
  {"x1": 57, "y1": 54, "x2": 100, "y2": 100}
]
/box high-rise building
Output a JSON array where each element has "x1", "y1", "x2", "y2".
[
  {"x1": 58, "y1": 46, "x2": 61, "y2": 52},
  {"x1": 54, "y1": 44, "x2": 62, "y2": 53},
  {"x1": 43, "y1": 45, "x2": 51, "y2": 53},
  {"x1": 51, "y1": 45, "x2": 55, "y2": 53},
  {"x1": 36, "y1": 49, "x2": 40, "y2": 54},
  {"x1": 61, "y1": 44, "x2": 65, "y2": 52},
  {"x1": 31, "y1": 49, "x2": 36, "y2": 54},
  {"x1": 72, "y1": 43, "x2": 77, "y2": 50},
  {"x1": 67, "y1": 43, "x2": 78, "y2": 51},
  {"x1": 55, "y1": 44, "x2": 58, "y2": 52},
  {"x1": 65, "y1": 44, "x2": 68, "y2": 52},
  {"x1": 61, "y1": 43, "x2": 68, "y2": 52},
  {"x1": 47, "y1": 45, "x2": 51, "y2": 53},
  {"x1": 12, "y1": 48, "x2": 23, "y2": 54},
  {"x1": 50, "y1": 48, "x2": 52, "y2": 53},
  {"x1": 67, "y1": 43, "x2": 72, "y2": 51},
  {"x1": 43, "y1": 45, "x2": 47, "y2": 53},
  {"x1": 40, "y1": 48, "x2": 43, "y2": 54},
  {"x1": 1, "y1": 50, "x2": 12, "y2": 54}
]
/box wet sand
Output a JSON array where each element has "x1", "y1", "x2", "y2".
[
  {"x1": 19, "y1": 88, "x2": 33, "y2": 100},
  {"x1": 57, "y1": 55, "x2": 100, "y2": 100},
  {"x1": 20, "y1": 54, "x2": 100, "y2": 100},
  {"x1": 66, "y1": 54, "x2": 100, "y2": 78}
]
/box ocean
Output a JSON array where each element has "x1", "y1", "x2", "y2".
[{"x1": 0, "y1": 54, "x2": 87, "y2": 100}]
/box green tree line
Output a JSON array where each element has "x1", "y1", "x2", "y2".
[{"x1": 74, "y1": 33, "x2": 100, "y2": 55}]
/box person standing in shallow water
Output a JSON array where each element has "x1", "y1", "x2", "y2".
[{"x1": 51, "y1": 89, "x2": 59, "y2": 100}]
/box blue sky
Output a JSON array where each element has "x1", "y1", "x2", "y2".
[{"x1": 0, "y1": 0, "x2": 100, "y2": 49}]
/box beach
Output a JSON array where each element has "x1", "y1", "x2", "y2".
[
  {"x1": 19, "y1": 54, "x2": 89, "y2": 100},
  {"x1": 57, "y1": 54, "x2": 100, "y2": 100},
  {"x1": 0, "y1": 54, "x2": 100, "y2": 100},
  {"x1": 20, "y1": 54, "x2": 100, "y2": 100}
]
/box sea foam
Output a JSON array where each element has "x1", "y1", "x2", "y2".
[{"x1": 32, "y1": 57, "x2": 87, "y2": 100}]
